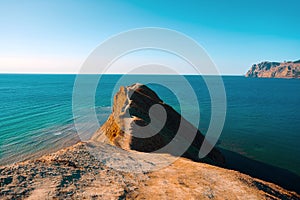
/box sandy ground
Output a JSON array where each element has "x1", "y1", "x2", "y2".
[{"x1": 0, "y1": 142, "x2": 299, "y2": 200}]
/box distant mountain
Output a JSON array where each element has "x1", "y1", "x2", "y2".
[{"x1": 245, "y1": 60, "x2": 300, "y2": 78}]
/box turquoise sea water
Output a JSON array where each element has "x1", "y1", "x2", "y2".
[{"x1": 0, "y1": 74, "x2": 299, "y2": 179}]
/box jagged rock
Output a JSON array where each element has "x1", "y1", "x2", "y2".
[
  {"x1": 91, "y1": 83, "x2": 225, "y2": 165},
  {"x1": 245, "y1": 60, "x2": 300, "y2": 78}
]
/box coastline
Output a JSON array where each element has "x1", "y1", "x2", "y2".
[
  {"x1": 1, "y1": 75, "x2": 299, "y2": 198},
  {"x1": 0, "y1": 134, "x2": 81, "y2": 166},
  {"x1": 1, "y1": 74, "x2": 299, "y2": 177}
]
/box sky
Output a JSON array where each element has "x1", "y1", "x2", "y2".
[{"x1": 0, "y1": 0, "x2": 299, "y2": 75}]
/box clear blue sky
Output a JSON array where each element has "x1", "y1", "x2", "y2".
[{"x1": 0, "y1": 0, "x2": 299, "y2": 74}]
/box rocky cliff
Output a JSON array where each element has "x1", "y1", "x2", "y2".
[
  {"x1": 245, "y1": 60, "x2": 300, "y2": 78},
  {"x1": 91, "y1": 83, "x2": 225, "y2": 165}
]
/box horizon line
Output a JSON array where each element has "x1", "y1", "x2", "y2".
[{"x1": 0, "y1": 72, "x2": 244, "y2": 76}]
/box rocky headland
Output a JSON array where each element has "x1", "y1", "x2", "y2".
[
  {"x1": 0, "y1": 83, "x2": 299, "y2": 199},
  {"x1": 91, "y1": 83, "x2": 225, "y2": 166},
  {"x1": 245, "y1": 60, "x2": 300, "y2": 78}
]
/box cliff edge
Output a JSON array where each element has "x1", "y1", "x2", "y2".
[{"x1": 245, "y1": 60, "x2": 300, "y2": 78}]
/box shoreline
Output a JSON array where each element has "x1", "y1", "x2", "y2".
[{"x1": 0, "y1": 135, "x2": 81, "y2": 166}]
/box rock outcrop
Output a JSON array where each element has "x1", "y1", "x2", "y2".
[
  {"x1": 91, "y1": 83, "x2": 225, "y2": 165},
  {"x1": 245, "y1": 60, "x2": 300, "y2": 78}
]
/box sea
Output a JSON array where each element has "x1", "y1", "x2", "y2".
[{"x1": 0, "y1": 74, "x2": 299, "y2": 187}]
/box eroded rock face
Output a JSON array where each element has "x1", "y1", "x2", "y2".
[
  {"x1": 91, "y1": 83, "x2": 225, "y2": 165},
  {"x1": 245, "y1": 60, "x2": 300, "y2": 78}
]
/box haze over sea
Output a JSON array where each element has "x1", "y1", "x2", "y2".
[{"x1": 0, "y1": 74, "x2": 299, "y2": 177}]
